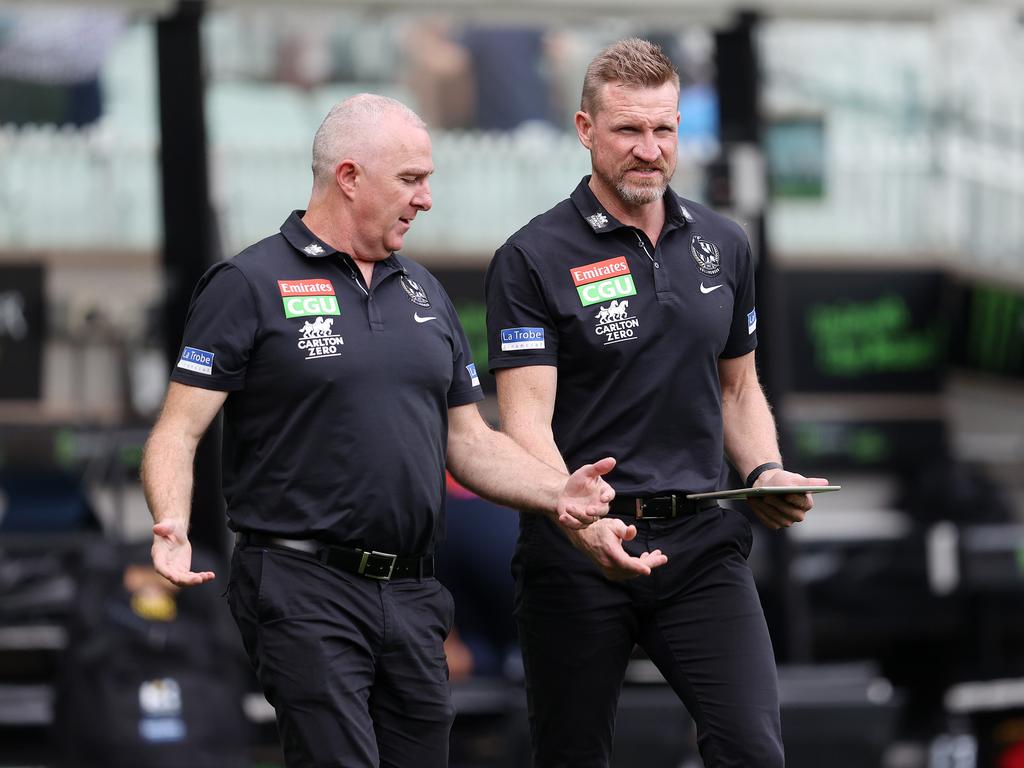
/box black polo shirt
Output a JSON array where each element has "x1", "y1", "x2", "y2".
[
  {"x1": 485, "y1": 176, "x2": 757, "y2": 496},
  {"x1": 170, "y1": 211, "x2": 483, "y2": 554}
]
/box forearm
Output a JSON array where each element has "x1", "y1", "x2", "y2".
[
  {"x1": 141, "y1": 425, "x2": 199, "y2": 526},
  {"x1": 501, "y1": 419, "x2": 568, "y2": 474},
  {"x1": 447, "y1": 422, "x2": 567, "y2": 518},
  {"x1": 142, "y1": 382, "x2": 227, "y2": 526},
  {"x1": 721, "y1": 376, "x2": 782, "y2": 480},
  {"x1": 495, "y1": 366, "x2": 569, "y2": 473}
]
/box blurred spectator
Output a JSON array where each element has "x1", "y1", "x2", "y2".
[
  {"x1": 404, "y1": 22, "x2": 561, "y2": 132},
  {"x1": 402, "y1": 19, "x2": 474, "y2": 130},
  {"x1": 273, "y1": 22, "x2": 332, "y2": 90},
  {"x1": 460, "y1": 24, "x2": 556, "y2": 130},
  {"x1": 438, "y1": 472, "x2": 518, "y2": 679},
  {"x1": 0, "y1": 7, "x2": 125, "y2": 126},
  {"x1": 54, "y1": 542, "x2": 248, "y2": 768}
]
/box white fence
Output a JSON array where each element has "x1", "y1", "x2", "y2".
[{"x1": 1, "y1": 120, "x2": 1023, "y2": 272}]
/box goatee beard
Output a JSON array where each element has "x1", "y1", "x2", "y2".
[
  {"x1": 593, "y1": 159, "x2": 673, "y2": 207},
  {"x1": 613, "y1": 179, "x2": 667, "y2": 206}
]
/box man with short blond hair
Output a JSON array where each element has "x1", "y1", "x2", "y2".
[
  {"x1": 143, "y1": 93, "x2": 618, "y2": 768},
  {"x1": 580, "y1": 35, "x2": 680, "y2": 115},
  {"x1": 486, "y1": 38, "x2": 828, "y2": 767}
]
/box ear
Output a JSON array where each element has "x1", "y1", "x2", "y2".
[
  {"x1": 575, "y1": 110, "x2": 594, "y2": 150},
  {"x1": 335, "y1": 159, "x2": 359, "y2": 199}
]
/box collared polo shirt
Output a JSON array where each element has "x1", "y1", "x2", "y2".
[
  {"x1": 170, "y1": 211, "x2": 483, "y2": 554},
  {"x1": 485, "y1": 176, "x2": 757, "y2": 495}
]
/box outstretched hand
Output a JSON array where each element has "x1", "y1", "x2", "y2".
[
  {"x1": 151, "y1": 519, "x2": 216, "y2": 587},
  {"x1": 747, "y1": 468, "x2": 829, "y2": 530},
  {"x1": 556, "y1": 456, "x2": 617, "y2": 529},
  {"x1": 566, "y1": 517, "x2": 668, "y2": 580}
]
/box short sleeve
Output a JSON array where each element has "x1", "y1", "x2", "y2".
[
  {"x1": 721, "y1": 238, "x2": 758, "y2": 359},
  {"x1": 435, "y1": 282, "x2": 485, "y2": 408},
  {"x1": 169, "y1": 263, "x2": 258, "y2": 391},
  {"x1": 484, "y1": 242, "x2": 559, "y2": 372}
]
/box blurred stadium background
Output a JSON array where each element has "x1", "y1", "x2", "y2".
[{"x1": 0, "y1": 1, "x2": 1023, "y2": 766}]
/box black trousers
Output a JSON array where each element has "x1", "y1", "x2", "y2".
[
  {"x1": 227, "y1": 544, "x2": 455, "y2": 768},
  {"x1": 514, "y1": 505, "x2": 784, "y2": 768}
]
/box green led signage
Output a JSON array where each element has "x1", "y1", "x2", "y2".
[
  {"x1": 783, "y1": 269, "x2": 948, "y2": 393},
  {"x1": 959, "y1": 283, "x2": 1024, "y2": 378},
  {"x1": 806, "y1": 294, "x2": 944, "y2": 377}
]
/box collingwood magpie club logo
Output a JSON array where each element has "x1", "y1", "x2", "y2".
[
  {"x1": 400, "y1": 275, "x2": 430, "y2": 307},
  {"x1": 586, "y1": 212, "x2": 609, "y2": 230},
  {"x1": 303, "y1": 242, "x2": 325, "y2": 256},
  {"x1": 690, "y1": 234, "x2": 721, "y2": 276},
  {"x1": 297, "y1": 316, "x2": 344, "y2": 360},
  {"x1": 593, "y1": 300, "x2": 639, "y2": 345}
]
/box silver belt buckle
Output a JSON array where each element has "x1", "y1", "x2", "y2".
[
  {"x1": 635, "y1": 495, "x2": 677, "y2": 520},
  {"x1": 359, "y1": 550, "x2": 397, "y2": 581}
]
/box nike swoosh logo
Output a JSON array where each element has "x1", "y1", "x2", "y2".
[
  {"x1": 414, "y1": 313, "x2": 437, "y2": 323},
  {"x1": 700, "y1": 282, "x2": 724, "y2": 294}
]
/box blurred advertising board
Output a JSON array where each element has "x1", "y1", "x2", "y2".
[
  {"x1": 777, "y1": 267, "x2": 951, "y2": 471},
  {"x1": 779, "y1": 267, "x2": 950, "y2": 394},
  {"x1": 951, "y1": 280, "x2": 1024, "y2": 380}
]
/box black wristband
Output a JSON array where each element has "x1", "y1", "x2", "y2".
[{"x1": 746, "y1": 462, "x2": 783, "y2": 488}]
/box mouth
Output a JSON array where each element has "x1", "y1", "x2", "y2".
[{"x1": 626, "y1": 167, "x2": 663, "y2": 177}]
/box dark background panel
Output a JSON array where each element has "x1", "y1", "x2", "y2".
[
  {"x1": 782, "y1": 418, "x2": 948, "y2": 474},
  {"x1": 950, "y1": 279, "x2": 1024, "y2": 380},
  {"x1": 780, "y1": 268, "x2": 950, "y2": 393},
  {"x1": 0, "y1": 264, "x2": 44, "y2": 401}
]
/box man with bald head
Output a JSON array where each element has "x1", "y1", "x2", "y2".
[{"x1": 142, "y1": 94, "x2": 618, "y2": 768}]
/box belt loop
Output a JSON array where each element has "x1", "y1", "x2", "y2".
[{"x1": 672, "y1": 494, "x2": 677, "y2": 517}]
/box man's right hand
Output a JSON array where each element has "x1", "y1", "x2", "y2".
[
  {"x1": 151, "y1": 519, "x2": 216, "y2": 587},
  {"x1": 566, "y1": 518, "x2": 668, "y2": 580}
]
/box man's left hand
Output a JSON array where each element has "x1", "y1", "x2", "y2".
[
  {"x1": 747, "y1": 468, "x2": 829, "y2": 530},
  {"x1": 151, "y1": 519, "x2": 216, "y2": 587},
  {"x1": 556, "y1": 457, "x2": 616, "y2": 529}
]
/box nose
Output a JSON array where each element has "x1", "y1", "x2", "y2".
[
  {"x1": 413, "y1": 180, "x2": 432, "y2": 212},
  {"x1": 633, "y1": 132, "x2": 660, "y2": 163}
]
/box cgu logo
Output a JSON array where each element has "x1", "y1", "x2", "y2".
[
  {"x1": 282, "y1": 295, "x2": 340, "y2": 318},
  {"x1": 577, "y1": 275, "x2": 636, "y2": 307}
]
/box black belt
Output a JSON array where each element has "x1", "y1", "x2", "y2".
[
  {"x1": 237, "y1": 532, "x2": 433, "y2": 581},
  {"x1": 609, "y1": 494, "x2": 718, "y2": 520}
]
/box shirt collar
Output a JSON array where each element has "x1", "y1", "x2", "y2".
[
  {"x1": 569, "y1": 176, "x2": 693, "y2": 235},
  {"x1": 280, "y1": 210, "x2": 336, "y2": 258},
  {"x1": 570, "y1": 178, "x2": 625, "y2": 234},
  {"x1": 280, "y1": 210, "x2": 404, "y2": 275}
]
